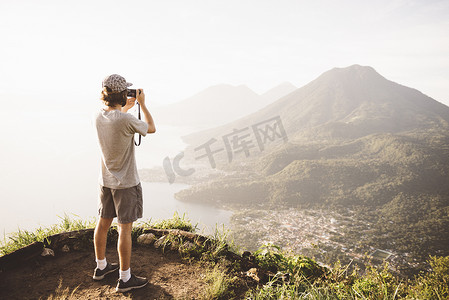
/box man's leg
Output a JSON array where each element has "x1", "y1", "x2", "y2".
[
  {"x1": 92, "y1": 217, "x2": 119, "y2": 280},
  {"x1": 94, "y1": 217, "x2": 113, "y2": 260},
  {"x1": 115, "y1": 221, "x2": 148, "y2": 292},
  {"x1": 117, "y1": 222, "x2": 133, "y2": 271}
]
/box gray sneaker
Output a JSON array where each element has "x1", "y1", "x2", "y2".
[
  {"x1": 92, "y1": 262, "x2": 119, "y2": 280},
  {"x1": 116, "y1": 274, "x2": 148, "y2": 292}
]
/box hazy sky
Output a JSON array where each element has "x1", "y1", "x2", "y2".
[
  {"x1": 0, "y1": 0, "x2": 448, "y2": 106},
  {"x1": 1, "y1": 0, "x2": 448, "y2": 234}
]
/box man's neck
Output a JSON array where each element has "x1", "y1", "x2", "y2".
[{"x1": 104, "y1": 104, "x2": 122, "y2": 112}]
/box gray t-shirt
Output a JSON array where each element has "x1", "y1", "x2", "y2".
[{"x1": 95, "y1": 109, "x2": 148, "y2": 189}]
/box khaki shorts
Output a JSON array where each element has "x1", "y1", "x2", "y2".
[{"x1": 98, "y1": 183, "x2": 143, "y2": 224}]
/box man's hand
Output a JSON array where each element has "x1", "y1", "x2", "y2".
[
  {"x1": 122, "y1": 97, "x2": 136, "y2": 113},
  {"x1": 136, "y1": 89, "x2": 145, "y2": 106},
  {"x1": 135, "y1": 89, "x2": 156, "y2": 133}
]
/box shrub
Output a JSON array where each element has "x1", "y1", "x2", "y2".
[{"x1": 409, "y1": 255, "x2": 449, "y2": 299}]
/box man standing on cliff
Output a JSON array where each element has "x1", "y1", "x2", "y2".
[{"x1": 93, "y1": 74, "x2": 156, "y2": 292}]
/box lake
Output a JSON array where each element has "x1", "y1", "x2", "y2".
[
  {"x1": 0, "y1": 181, "x2": 232, "y2": 237},
  {"x1": 0, "y1": 109, "x2": 231, "y2": 238},
  {"x1": 140, "y1": 182, "x2": 233, "y2": 233}
]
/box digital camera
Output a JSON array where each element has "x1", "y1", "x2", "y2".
[{"x1": 127, "y1": 89, "x2": 137, "y2": 98}]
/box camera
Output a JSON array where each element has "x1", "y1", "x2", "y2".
[{"x1": 127, "y1": 89, "x2": 137, "y2": 98}]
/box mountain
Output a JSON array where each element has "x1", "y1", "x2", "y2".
[
  {"x1": 153, "y1": 83, "x2": 297, "y2": 130},
  {"x1": 261, "y1": 81, "x2": 297, "y2": 103},
  {"x1": 182, "y1": 65, "x2": 449, "y2": 145},
  {"x1": 175, "y1": 65, "x2": 449, "y2": 265}
]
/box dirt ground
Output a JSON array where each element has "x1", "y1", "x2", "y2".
[{"x1": 0, "y1": 245, "x2": 210, "y2": 299}]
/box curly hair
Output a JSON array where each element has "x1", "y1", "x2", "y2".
[{"x1": 101, "y1": 87, "x2": 127, "y2": 107}]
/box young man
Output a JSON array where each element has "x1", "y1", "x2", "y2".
[{"x1": 93, "y1": 74, "x2": 156, "y2": 292}]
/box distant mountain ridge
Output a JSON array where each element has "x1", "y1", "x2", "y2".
[
  {"x1": 261, "y1": 81, "x2": 297, "y2": 103},
  {"x1": 153, "y1": 82, "x2": 296, "y2": 130},
  {"x1": 182, "y1": 65, "x2": 449, "y2": 145}
]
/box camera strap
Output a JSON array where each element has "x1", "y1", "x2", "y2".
[{"x1": 134, "y1": 102, "x2": 142, "y2": 146}]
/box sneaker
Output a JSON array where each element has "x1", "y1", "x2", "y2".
[
  {"x1": 116, "y1": 274, "x2": 148, "y2": 292},
  {"x1": 92, "y1": 262, "x2": 119, "y2": 280}
]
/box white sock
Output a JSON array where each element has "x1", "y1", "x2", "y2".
[
  {"x1": 96, "y1": 258, "x2": 107, "y2": 270},
  {"x1": 120, "y1": 268, "x2": 131, "y2": 282}
]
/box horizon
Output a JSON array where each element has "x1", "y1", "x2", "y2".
[{"x1": 1, "y1": 63, "x2": 448, "y2": 109}]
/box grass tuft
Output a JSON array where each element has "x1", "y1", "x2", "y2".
[
  {"x1": 140, "y1": 211, "x2": 198, "y2": 232},
  {"x1": 200, "y1": 264, "x2": 237, "y2": 300},
  {"x1": 1, "y1": 214, "x2": 96, "y2": 256}
]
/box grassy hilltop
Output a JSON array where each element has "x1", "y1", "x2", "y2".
[{"x1": 1, "y1": 214, "x2": 448, "y2": 299}]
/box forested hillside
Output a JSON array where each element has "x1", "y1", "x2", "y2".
[{"x1": 175, "y1": 65, "x2": 449, "y2": 272}]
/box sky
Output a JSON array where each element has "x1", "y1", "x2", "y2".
[
  {"x1": 0, "y1": 0, "x2": 448, "y2": 107},
  {"x1": 0, "y1": 0, "x2": 448, "y2": 234}
]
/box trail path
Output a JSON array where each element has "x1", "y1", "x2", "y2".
[{"x1": 0, "y1": 245, "x2": 207, "y2": 299}]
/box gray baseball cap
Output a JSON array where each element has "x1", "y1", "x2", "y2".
[{"x1": 102, "y1": 74, "x2": 133, "y2": 93}]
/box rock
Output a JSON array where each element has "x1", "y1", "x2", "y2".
[
  {"x1": 246, "y1": 268, "x2": 260, "y2": 282},
  {"x1": 179, "y1": 241, "x2": 196, "y2": 252},
  {"x1": 137, "y1": 233, "x2": 157, "y2": 245},
  {"x1": 62, "y1": 245, "x2": 70, "y2": 252},
  {"x1": 169, "y1": 239, "x2": 181, "y2": 251},
  {"x1": 154, "y1": 236, "x2": 167, "y2": 249},
  {"x1": 41, "y1": 248, "x2": 55, "y2": 257}
]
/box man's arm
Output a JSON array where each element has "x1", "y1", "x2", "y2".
[{"x1": 136, "y1": 89, "x2": 156, "y2": 134}]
